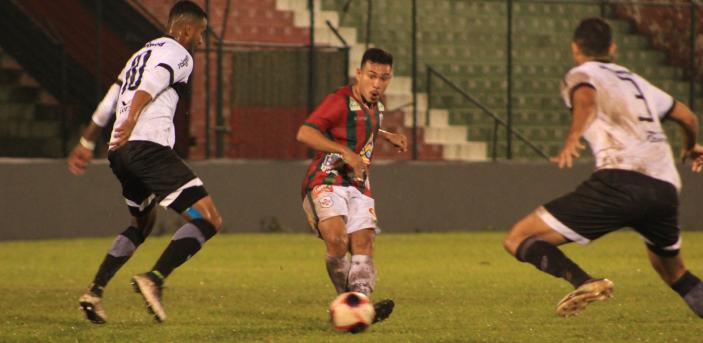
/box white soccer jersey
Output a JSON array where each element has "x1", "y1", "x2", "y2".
[
  {"x1": 109, "y1": 36, "x2": 193, "y2": 148},
  {"x1": 560, "y1": 61, "x2": 679, "y2": 189}
]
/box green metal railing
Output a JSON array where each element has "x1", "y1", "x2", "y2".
[{"x1": 426, "y1": 65, "x2": 550, "y2": 161}]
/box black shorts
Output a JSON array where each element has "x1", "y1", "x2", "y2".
[
  {"x1": 108, "y1": 141, "x2": 208, "y2": 216},
  {"x1": 540, "y1": 169, "x2": 680, "y2": 256}
]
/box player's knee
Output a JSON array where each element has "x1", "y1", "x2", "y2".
[
  {"x1": 184, "y1": 206, "x2": 223, "y2": 231},
  {"x1": 326, "y1": 234, "x2": 349, "y2": 252},
  {"x1": 503, "y1": 226, "x2": 524, "y2": 256}
]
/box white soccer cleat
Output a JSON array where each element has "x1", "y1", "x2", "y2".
[
  {"x1": 131, "y1": 273, "x2": 167, "y2": 323},
  {"x1": 556, "y1": 278, "x2": 614, "y2": 317},
  {"x1": 79, "y1": 291, "x2": 107, "y2": 324}
]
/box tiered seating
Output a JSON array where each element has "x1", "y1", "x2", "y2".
[
  {"x1": 0, "y1": 51, "x2": 62, "y2": 157},
  {"x1": 323, "y1": 0, "x2": 702, "y2": 159}
]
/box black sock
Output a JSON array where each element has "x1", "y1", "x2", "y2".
[
  {"x1": 151, "y1": 218, "x2": 217, "y2": 281},
  {"x1": 671, "y1": 271, "x2": 702, "y2": 297},
  {"x1": 90, "y1": 226, "x2": 146, "y2": 295},
  {"x1": 516, "y1": 236, "x2": 592, "y2": 288}
]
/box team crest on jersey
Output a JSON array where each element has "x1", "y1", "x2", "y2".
[{"x1": 360, "y1": 133, "x2": 375, "y2": 164}]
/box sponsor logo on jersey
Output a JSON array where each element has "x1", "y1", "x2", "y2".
[
  {"x1": 145, "y1": 41, "x2": 165, "y2": 48},
  {"x1": 312, "y1": 185, "x2": 334, "y2": 198},
  {"x1": 178, "y1": 56, "x2": 189, "y2": 69}
]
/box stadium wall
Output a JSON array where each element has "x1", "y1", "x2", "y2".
[{"x1": 2, "y1": 159, "x2": 703, "y2": 240}]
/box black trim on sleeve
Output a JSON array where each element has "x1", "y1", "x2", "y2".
[
  {"x1": 172, "y1": 82, "x2": 188, "y2": 98},
  {"x1": 156, "y1": 63, "x2": 175, "y2": 86},
  {"x1": 115, "y1": 79, "x2": 123, "y2": 86},
  {"x1": 661, "y1": 97, "x2": 677, "y2": 121},
  {"x1": 569, "y1": 82, "x2": 596, "y2": 108}
]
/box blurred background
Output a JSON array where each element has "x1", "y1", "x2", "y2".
[
  {"x1": 1, "y1": 0, "x2": 701, "y2": 161},
  {"x1": 2, "y1": 0, "x2": 703, "y2": 239}
]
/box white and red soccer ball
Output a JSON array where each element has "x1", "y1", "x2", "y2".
[{"x1": 329, "y1": 292, "x2": 375, "y2": 333}]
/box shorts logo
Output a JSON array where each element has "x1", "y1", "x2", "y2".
[{"x1": 318, "y1": 196, "x2": 334, "y2": 208}]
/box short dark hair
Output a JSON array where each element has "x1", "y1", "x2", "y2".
[
  {"x1": 169, "y1": 0, "x2": 208, "y2": 22},
  {"x1": 573, "y1": 18, "x2": 612, "y2": 57},
  {"x1": 361, "y1": 48, "x2": 393, "y2": 68}
]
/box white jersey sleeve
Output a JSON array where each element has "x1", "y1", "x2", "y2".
[
  {"x1": 137, "y1": 44, "x2": 192, "y2": 98},
  {"x1": 635, "y1": 76, "x2": 676, "y2": 119},
  {"x1": 90, "y1": 82, "x2": 120, "y2": 127},
  {"x1": 560, "y1": 70, "x2": 596, "y2": 110}
]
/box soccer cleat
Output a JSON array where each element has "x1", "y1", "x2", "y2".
[
  {"x1": 131, "y1": 273, "x2": 167, "y2": 323},
  {"x1": 79, "y1": 291, "x2": 107, "y2": 324},
  {"x1": 556, "y1": 278, "x2": 614, "y2": 317},
  {"x1": 372, "y1": 299, "x2": 395, "y2": 323}
]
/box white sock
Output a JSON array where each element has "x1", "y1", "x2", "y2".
[
  {"x1": 348, "y1": 255, "x2": 375, "y2": 295},
  {"x1": 325, "y1": 255, "x2": 350, "y2": 294}
]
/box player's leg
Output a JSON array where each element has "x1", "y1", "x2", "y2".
[
  {"x1": 132, "y1": 184, "x2": 221, "y2": 322},
  {"x1": 121, "y1": 143, "x2": 220, "y2": 322},
  {"x1": 304, "y1": 185, "x2": 352, "y2": 294},
  {"x1": 318, "y1": 216, "x2": 352, "y2": 294},
  {"x1": 505, "y1": 172, "x2": 635, "y2": 316},
  {"x1": 346, "y1": 190, "x2": 393, "y2": 323},
  {"x1": 635, "y1": 192, "x2": 703, "y2": 318},
  {"x1": 504, "y1": 210, "x2": 593, "y2": 288},
  {"x1": 348, "y1": 229, "x2": 375, "y2": 295},
  {"x1": 79, "y1": 149, "x2": 158, "y2": 324},
  {"x1": 88, "y1": 204, "x2": 156, "y2": 296},
  {"x1": 647, "y1": 250, "x2": 703, "y2": 318}
]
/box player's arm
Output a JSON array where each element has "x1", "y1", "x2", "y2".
[
  {"x1": 68, "y1": 82, "x2": 120, "y2": 175},
  {"x1": 378, "y1": 129, "x2": 408, "y2": 153},
  {"x1": 667, "y1": 100, "x2": 703, "y2": 172},
  {"x1": 296, "y1": 125, "x2": 368, "y2": 180},
  {"x1": 552, "y1": 85, "x2": 597, "y2": 169}
]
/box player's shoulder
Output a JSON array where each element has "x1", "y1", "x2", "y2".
[
  {"x1": 144, "y1": 37, "x2": 191, "y2": 66},
  {"x1": 144, "y1": 37, "x2": 186, "y2": 53},
  {"x1": 325, "y1": 86, "x2": 353, "y2": 105}
]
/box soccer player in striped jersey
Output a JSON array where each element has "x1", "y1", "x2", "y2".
[
  {"x1": 68, "y1": 1, "x2": 220, "y2": 324},
  {"x1": 503, "y1": 18, "x2": 703, "y2": 318},
  {"x1": 296, "y1": 48, "x2": 407, "y2": 324}
]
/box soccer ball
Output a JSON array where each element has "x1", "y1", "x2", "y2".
[{"x1": 329, "y1": 292, "x2": 375, "y2": 333}]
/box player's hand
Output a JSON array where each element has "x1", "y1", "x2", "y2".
[
  {"x1": 384, "y1": 132, "x2": 408, "y2": 153},
  {"x1": 550, "y1": 138, "x2": 585, "y2": 169},
  {"x1": 109, "y1": 118, "x2": 137, "y2": 150},
  {"x1": 681, "y1": 144, "x2": 703, "y2": 173},
  {"x1": 342, "y1": 149, "x2": 369, "y2": 182},
  {"x1": 67, "y1": 144, "x2": 93, "y2": 176}
]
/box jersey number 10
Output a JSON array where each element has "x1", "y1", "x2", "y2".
[{"x1": 121, "y1": 50, "x2": 153, "y2": 95}]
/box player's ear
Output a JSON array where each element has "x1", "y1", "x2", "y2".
[{"x1": 608, "y1": 42, "x2": 617, "y2": 57}]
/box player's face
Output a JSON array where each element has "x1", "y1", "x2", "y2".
[
  {"x1": 356, "y1": 62, "x2": 392, "y2": 104},
  {"x1": 185, "y1": 18, "x2": 208, "y2": 52}
]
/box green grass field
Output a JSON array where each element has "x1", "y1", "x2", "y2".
[{"x1": 1, "y1": 231, "x2": 703, "y2": 342}]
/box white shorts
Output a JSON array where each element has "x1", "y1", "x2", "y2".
[{"x1": 302, "y1": 185, "x2": 379, "y2": 236}]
